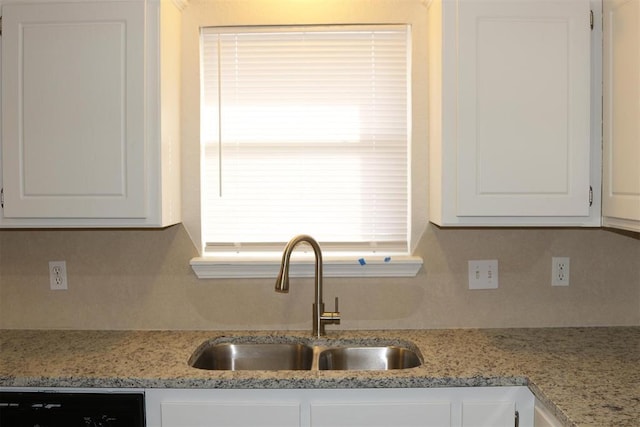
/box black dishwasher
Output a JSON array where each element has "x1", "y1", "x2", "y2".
[{"x1": 0, "y1": 391, "x2": 145, "y2": 427}]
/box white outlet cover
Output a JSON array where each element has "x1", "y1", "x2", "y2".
[
  {"x1": 552, "y1": 257, "x2": 570, "y2": 286},
  {"x1": 49, "y1": 260, "x2": 68, "y2": 290},
  {"x1": 468, "y1": 260, "x2": 499, "y2": 290}
]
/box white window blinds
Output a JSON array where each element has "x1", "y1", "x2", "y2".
[{"x1": 200, "y1": 25, "x2": 410, "y2": 255}]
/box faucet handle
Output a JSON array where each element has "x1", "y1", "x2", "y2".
[
  {"x1": 319, "y1": 297, "x2": 341, "y2": 334},
  {"x1": 321, "y1": 297, "x2": 341, "y2": 324}
]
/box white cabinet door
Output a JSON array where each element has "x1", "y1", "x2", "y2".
[
  {"x1": 457, "y1": 0, "x2": 591, "y2": 217},
  {"x1": 161, "y1": 402, "x2": 301, "y2": 427},
  {"x1": 2, "y1": 1, "x2": 145, "y2": 218},
  {"x1": 310, "y1": 402, "x2": 451, "y2": 427},
  {"x1": 428, "y1": 0, "x2": 600, "y2": 226},
  {"x1": 145, "y1": 389, "x2": 304, "y2": 427},
  {"x1": 602, "y1": 0, "x2": 640, "y2": 232},
  {"x1": 457, "y1": 386, "x2": 534, "y2": 427},
  {"x1": 0, "y1": 0, "x2": 181, "y2": 227},
  {"x1": 461, "y1": 401, "x2": 515, "y2": 427}
]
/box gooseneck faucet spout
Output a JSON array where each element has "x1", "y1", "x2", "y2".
[{"x1": 275, "y1": 235, "x2": 340, "y2": 337}]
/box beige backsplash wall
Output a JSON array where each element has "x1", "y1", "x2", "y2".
[{"x1": 0, "y1": 224, "x2": 638, "y2": 330}]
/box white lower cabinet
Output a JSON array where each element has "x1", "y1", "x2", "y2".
[{"x1": 145, "y1": 387, "x2": 535, "y2": 427}]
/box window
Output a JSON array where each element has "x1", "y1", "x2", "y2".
[{"x1": 195, "y1": 24, "x2": 421, "y2": 278}]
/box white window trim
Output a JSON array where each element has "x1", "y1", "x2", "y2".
[
  {"x1": 191, "y1": 255, "x2": 423, "y2": 279},
  {"x1": 180, "y1": 1, "x2": 430, "y2": 279}
]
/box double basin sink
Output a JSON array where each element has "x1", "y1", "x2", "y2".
[{"x1": 189, "y1": 336, "x2": 422, "y2": 371}]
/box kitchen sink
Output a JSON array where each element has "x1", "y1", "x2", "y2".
[
  {"x1": 189, "y1": 342, "x2": 315, "y2": 371},
  {"x1": 189, "y1": 338, "x2": 422, "y2": 371},
  {"x1": 317, "y1": 346, "x2": 421, "y2": 370}
]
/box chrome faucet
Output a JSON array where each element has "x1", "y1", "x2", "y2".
[{"x1": 275, "y1": 235, "x2": 340, "y2": 337}]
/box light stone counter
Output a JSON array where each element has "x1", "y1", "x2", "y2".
[{"x1": 1, "y1": 328, "x2": 638, "y2": 426}]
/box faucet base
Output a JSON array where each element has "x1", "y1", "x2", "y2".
[{"x1": 313, "y1": 302, "x2": 341, "y2": 338}]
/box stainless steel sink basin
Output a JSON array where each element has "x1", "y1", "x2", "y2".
[
  {"x1": 189, "y1": 338, "x2": 422, "y2": 371},
  {"x1": 189, "y1": 343, "x2": 314, "y2": 371},
  {"x1": 318, "y1": 346, "x2": 421, "y2": 370}
]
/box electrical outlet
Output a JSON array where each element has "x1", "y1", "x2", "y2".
[
  {"x1": 468, "y1": 260, "x2": 499, "y2": 289},
  {"x1": 552, "y1": 257, "x2": 570, "y2": 286},
  {"x1": 49, "y1": 261, "x2": 68, "y2": 290}
]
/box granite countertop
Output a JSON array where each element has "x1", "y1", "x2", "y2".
[{"x1": 1, "y1": 327, "x2": 638, "y2": 426}]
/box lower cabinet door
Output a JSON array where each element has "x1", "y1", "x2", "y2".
[
  {"x1": 160, "y1": 401, "x2": 301, "y2": 427},
  {"x1": 310, "y1": 401, "x2": 451, "y2": 427},
  {"x1": 461, "y1": 401, "x2": 515, "y2": 427}
]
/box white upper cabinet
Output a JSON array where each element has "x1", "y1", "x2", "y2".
[
  {"x1": 0, "y1": 0, "x2": 181, "y2": 227},
  {"x1": 602, "y1": 0, "x2": 640, "y2": 232},
  {"x1": 428, "y1": 0, "x2": 601, "y2": 226}
]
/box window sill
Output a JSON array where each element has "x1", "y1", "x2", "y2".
[{"x1": 190, "y1": 255, "x2": 423, "y2": 279}]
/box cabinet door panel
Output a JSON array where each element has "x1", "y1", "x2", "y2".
[
  {"x1": 1, "y1": 2, "x2": 145, "y2": 218},
  {"x1": 461, "y1": 401, "x2": 514, "y2": 427},
  {"x1": 602, "y1": 0, "x2": 640, "y2": 230},
  {"x1": 310, "y1": 402, "x2": 451, "y2": 427},
  {"x1": 161, "y1": 402, "x2": 301, "y2": 427},
  {"x1": 457, "y1": 0, "x2": 591, "y2": 217}
]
